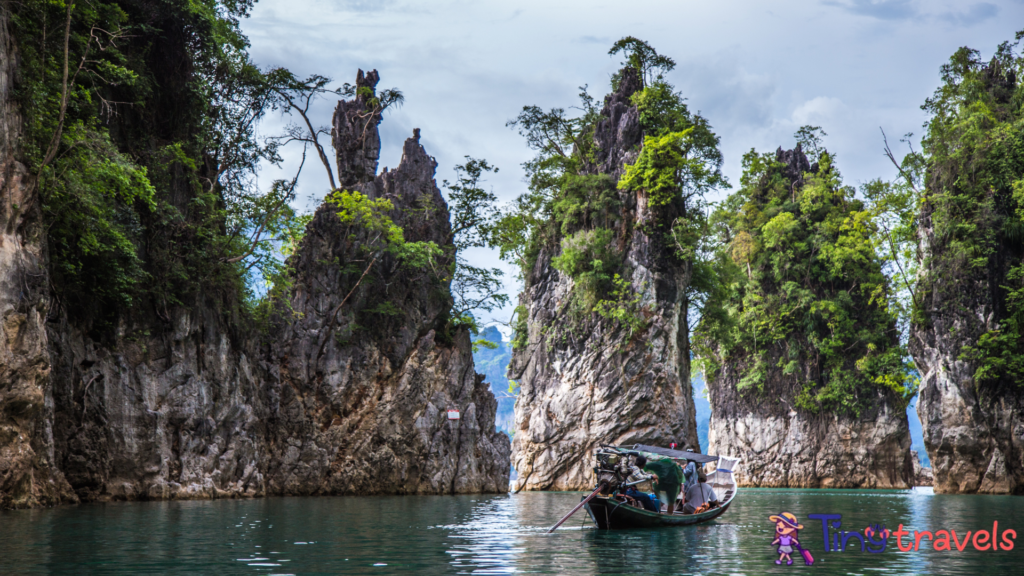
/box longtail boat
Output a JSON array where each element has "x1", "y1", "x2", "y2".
[{"x1": 580, "y1": 445, "x2": 740, "y2": 530}]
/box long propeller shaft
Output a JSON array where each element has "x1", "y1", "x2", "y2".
[{"x1": 547, "y1": 483, "x2": 606, "y2": 533}]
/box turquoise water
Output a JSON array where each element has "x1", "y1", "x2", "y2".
[{"x1": 2, "y1": 488, "x2": 1022, "y2": 574}]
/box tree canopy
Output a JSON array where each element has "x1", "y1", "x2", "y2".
[
  {"x1": 917, "y1": 34, "x2": 1024, "y2": 387},
  {"x1": 694, "y1": 139, "x2": 914, "y2": 415}
]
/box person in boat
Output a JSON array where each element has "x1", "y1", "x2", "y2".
[
  {"x1": 641, "y1": 457, "x2": 684, "y2": 515},
  {"x1": 682, "y1": 468, "x2": 719, "y2": 514},
  {"x1": 682, "y1": 460, "x2": 699, "y2": 492},
  {"x1": 622, "y1": 456, "x2": 661, "y2": 512}
]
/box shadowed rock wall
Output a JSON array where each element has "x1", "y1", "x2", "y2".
[{"x1": 0, "y1": 11, "x2": 76, "y2": 508}]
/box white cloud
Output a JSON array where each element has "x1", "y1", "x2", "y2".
[
  {"x1": 939, "y1": 2, "x2": 999, "y2": 26},
  {"x1": 792, "y1": 96, "x2": 849, "y2": 127},
  {"x1": 822, "y1": 0, "x2": 918, "y2": 21},
  {"x1": 241, "y1": 0, "x2": 1024, "y2": 324}
]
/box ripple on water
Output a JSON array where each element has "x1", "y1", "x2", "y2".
[{"x1": 0, "y1": 491, "x2": 1020, "y2": 575}]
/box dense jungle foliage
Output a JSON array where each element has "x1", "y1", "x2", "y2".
[
  {"x1": 917, "y1": 33, "x2": 1024, "y2": 388},
  {"x1": 12, "y1": 0, "x2": 300, "y2": 335},
  {"x1": 495, "y1": 37, "x2": 727, "y2": 348},
  {"x1": 11, "y1": 0, "x2": 502, "y2": 340},
  {"x1": 691, "y1": 32, "x2": 1024, "y2": 413},
  {"x1": 693, "y1": 143, "x2": 915, "y2": 415}
]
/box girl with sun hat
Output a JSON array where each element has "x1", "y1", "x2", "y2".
[{"x1": 770, "y1": 512, "x2": 804, "y2": 566}]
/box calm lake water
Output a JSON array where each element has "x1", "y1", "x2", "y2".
[{"x1": 2, "y1": 488, "x2": 1022, "y2": 575}]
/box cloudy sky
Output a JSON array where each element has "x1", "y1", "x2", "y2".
[{"x1": 242, "y1": 0, "x2": 1024, "y2": 326}]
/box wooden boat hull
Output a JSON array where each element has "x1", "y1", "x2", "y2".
[{"x1": 584, "y1": 495, "x2": 731, "y2": 530}]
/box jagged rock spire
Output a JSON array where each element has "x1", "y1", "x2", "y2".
[
  {"x1": 332, "y1": 69, "x2": 382, "y2": 187},
  {"x1": 593, "y1": 66, "x2": 643, "y2": 177}
]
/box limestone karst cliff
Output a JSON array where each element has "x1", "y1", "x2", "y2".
[
  {"x1": 0, "y1": 11, "x2": 76, "y2": 508},
  {"x1": 263, "y1": 71, "x2": 509, "y2": 495},
  {"x1": 510, "y1": 67, "x2": 700, "y2": 491},
  {"x1": 0, "y1": 53, "x2": 509, "y2": 506},
  {"x1": 702, "y1": 145, "x2": 913, "y2": 488},
  {"x1": 910, "y1": 48, "x2": 1024, "y2": 494},
  {"x1": 47, "y1": 304, "x2": 267, "y2": 501},
  {"x1": 708, "y1": 364, "x2": 912, "y2": 488}
]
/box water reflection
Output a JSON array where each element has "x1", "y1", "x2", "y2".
[{"x1": 0, "y1": 488, "x2": 1021, "y2": 574}]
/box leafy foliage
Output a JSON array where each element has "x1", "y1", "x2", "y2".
[
  {"x1": 695, "y1": 143, "x2": 914, "y2": 415},
  {"x1": 442, "y1": 157, "x2": 509, "y2": 333},
  {"x1": 916, "y1": 34, "x2": 1024, "y2": 387},
  {"x1": 551, "y1": 228, "x2": 621, "y2": 308},
  {"x1": 327, "y1": 190, "x2": 441, "y2": 268},
  {"x1": 618, "y1": 130, "x2": 727, "y2": 208},
  {"x1": 794, "y1": 125, "x2": 828, "y2": 163},
  {"x1": 496, "y1": 38, "x2": 726, "y2": 348},
  {"x1": 594, "y1": 274, "x2": 649, "y2": 339},
  {"x1": 862, "y1": 131, "x2": 925, "y2": 338},
  {"x1": 608, "y1": 36, "x2": 676, "y2": 87},
  {"x1": 12, "y1": 0, "x2": 301, "y2": 334}
]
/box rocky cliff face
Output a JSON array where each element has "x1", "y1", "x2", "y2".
[
  {"x1": 333, "y1": 69, "x2": 382, "y2": 188},
  {"x1": 912, "y1": 312, "x2": 1024, "y2": 493},
  {"x1": 510, "y1": 68, "x2": 699, "y2": 491},
  {"x1": 0, "y1": 12, "x2": 76, "y2": 508},
  {"x1": 263, "y1": 76, "x2": 509, "y2": 495},
  {"x1": 913, "y1": 338, "x2": 1024, "y2": 491},
  {"x1": 912, "y1": 450, "x2": 933, "y2": 486},
  {"x1": 707, "y1": 360, "x2": 912, "y2": 488},
  {"x1": 46, "y1": 307, "x2": 267, "y2": 501},
  {"x1": 0, "y1": 65, "x2": 509, "y2": 507},
  {"x1": 705, "y1": 146, "x2": 913, "y2": 489},
  {"x1": 911, "y1": 184, "x2": 1024, "y2": 494}
]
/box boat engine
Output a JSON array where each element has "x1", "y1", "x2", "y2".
[{"x1": 594, "y1": 449, "x2": 630, "y2": 491}]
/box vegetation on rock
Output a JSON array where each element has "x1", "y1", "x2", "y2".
[
  {"x1": 915, "y1": 34, "x2": 1024, "y2": 388},
  {"x1": 495, "y1": 38, "x2": 727, "y2": 347},
  {"x1": 12, "y1": 0, "x2": 505, "y2": 342},
  {"x1": 695, "y1": 139, "x2": 915, "y2": 415},
  {"x1": 13, "y1": 0, "x2": 300, "y2": 335}
]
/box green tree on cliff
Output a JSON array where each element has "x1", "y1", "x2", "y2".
[
  {"x1": 915, "y1": 34, "x2": 1024, "y2": 386},
  {"x1": 494, "y1": 38, "x2": 727, "y2": 348},
  {"x1": 694, "y1": 137, "x2": 914, "y2": 415}
]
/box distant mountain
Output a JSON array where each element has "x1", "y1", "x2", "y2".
[{"x1": 473, "y1": 326, "x2": 516, "y2": 434}]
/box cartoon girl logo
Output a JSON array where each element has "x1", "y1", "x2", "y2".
[{"x1": 770, "y1": 512, "x2": 813, "y2": 566}]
